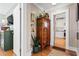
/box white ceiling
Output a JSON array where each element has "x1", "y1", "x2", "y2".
[
  {"x1": 34, "y1": 3, "x2": 53, "y2": 10},
  {"x1": 0, "y1": 3, "x2": 17, "y2": 15},
  {"x1": 34, "y1": 3, "x2": 72, "y2": 10},
  {"x1": 0, "y1": 3, "x2": 72, "y2": 15}
]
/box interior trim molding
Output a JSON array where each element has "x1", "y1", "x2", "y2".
[
  {"x1": 25, "y1": 49, "x2": 32, "y2": 56},
  {"x1": 68, "y1": 47, "x2": 77, "y2": 52},
  {"x1": 33, "y1": 4, "x2": 44, "y2": 11}
]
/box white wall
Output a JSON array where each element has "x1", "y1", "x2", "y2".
[
  {"x1": 21, "y1": 3, "x2": 43, "y2": 56},
  {"x1": 30, "y1": 3, "x2": 41, "y2": 37},
  {"x1": 77, "y1": 21, "x2": 79, "y2": 55},
  {"x1": 6, "y1": 4, "x2": 17, "y2": 18},
  {"x1": 69, "y1": 4, "x2": 77, "y2": 50},
  {"x1": 0, "y1": 14, "x2": 6, "y2": 27},
  {"x1": 13, "y1": 4, "x2": 20, "y2": 56},
  {"x1": 30, "y1": 4, "x2": 42, "y2": 47},
  {"x1": 21, "y1": 3, "x2": 32, "y2": 56}
]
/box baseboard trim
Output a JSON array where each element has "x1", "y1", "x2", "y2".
[
  {"x1": 52, "y1": 46, "x2": 77, "y2": 52},
  {"x1": 13, "y1": 50, "x2": 17, "y2": 56},
  {"x1": 66, "y1": 49, "x2": 77, "y2": 56},
  {"x1": 52, "y1": 46, "x2": 77, "y2": 56},
  {"x1": 75, "y1": 48, "x2": 79, "y2": 56},
  {"x1": 65, "y1": 47, "x2": 77, "y2": 56},
  {"x1": 25, "y1": 49, "x2": 32, "y2": 56},
  {"x1": 52, "y1": 46, "x2": 65, "y2": 51},
  {"x1": 68, "y1": 47, "x2": 77, "y2": 52}
]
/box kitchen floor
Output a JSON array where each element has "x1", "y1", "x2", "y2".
[{"x1": 0, "y1": 48, "x2": 15, "y2": 56}]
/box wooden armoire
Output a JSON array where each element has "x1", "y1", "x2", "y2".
[{"x1": 36, "y1": 17, "x2": 50, "y2": 49}]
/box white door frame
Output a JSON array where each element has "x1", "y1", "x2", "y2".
[
  {"x1": 50, "y1": 9, "x2": 69, "y2": 49},
  {"x1": 13, "y1": 4, "x2": 21, "y2": 56}
]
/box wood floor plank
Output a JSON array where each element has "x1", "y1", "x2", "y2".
[
  {"x1": 0, "y1": 49, "x2": 15, "y2": 56},
  {"x1": 55, "y1": 37, "x2": 65, "y2": 49},
  {"x1": 32, "y1": 46, "x2": 72, "y2": 56}
]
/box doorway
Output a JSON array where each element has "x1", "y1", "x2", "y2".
[{"x1": 54, "y1": 12, "x2": 66, "y2": 49}]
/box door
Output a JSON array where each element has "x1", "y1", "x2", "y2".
[
  {"x1": 54, "y1": 13, "x2": 66, "y2": 49},
  {"x1": 13, "y1": 4, "x2": 21, "y2": 56},
  {"x1": 77, "y1": 19, "x2": 79, "y2": 54}
]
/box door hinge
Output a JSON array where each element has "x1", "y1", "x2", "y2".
[
  {"x1": 20, "y1": 49, "x2": 21, "y2": 56},
  {"x1": 20, "y1": 49, "x2": 21, "y2": 52},
  {"x1": 77, "y1": 32, "x2": 79, "y2": 40},
  {"x1": 20, "y1": 8, "x2": 21, "y2": 10}
]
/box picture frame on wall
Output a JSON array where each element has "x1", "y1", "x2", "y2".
[{"x1": 31, "y1": 13, "x2": 36, "y2": 33}]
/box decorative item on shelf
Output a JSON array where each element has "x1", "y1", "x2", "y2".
[
  {"x1": 37, "y1": 11, "x2": 49, "y2": 19},
  {"x1": 44, "y1": 13, "x2": 49, "y2": 19},
  {"x1": 31, "y1": 35, "x2": 40, "y2": 53},
  {"x1": 39, "y1": 13, "x2": 43, "y2": 18}
]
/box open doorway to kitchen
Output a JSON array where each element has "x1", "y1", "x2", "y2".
[
  {"x1": 54, "y1": 12, "x2": 66, "y2": 50},
  {"x1": 0, "y1": 3, "x2": 19, "y2": 56}
]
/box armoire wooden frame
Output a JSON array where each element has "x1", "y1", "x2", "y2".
[{"x1": 36, "y1": 17, "x2": 50, "y2": 49}]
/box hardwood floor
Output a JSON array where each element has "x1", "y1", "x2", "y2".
[
  {"x1": 4, "y1": 50, "x2": 15, "y2": 56},
  {"x1": 0, "y1": 49, "x2": 4, "y2": 56},
  {"x1": 0, "y1": 47, "x2": 76, "y2": 56},
  {"x1": 32, "y1": 46, "x2": 52, "y2": 56},
  {"x1": 0, "y1": 48, "x2": 15, "y2": 56},
  {"x1": 55, "y1": 37, "x2": 65, "y2": 49},
  {"x1": 32, "y1": 46, "x2": 76, "y2": 56},
  {"x1": 32, "y1": 46, "x2": 69, "y2": 56}
]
